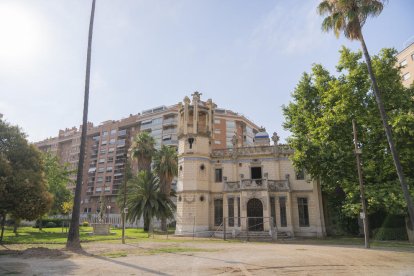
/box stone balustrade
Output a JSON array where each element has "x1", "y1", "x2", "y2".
[
  {"x1": 211, "y1": 145, "x2": 293, "y2": 158},
  {"x1": 224, "y1": 179, "x2": 290, "y2": 192}
]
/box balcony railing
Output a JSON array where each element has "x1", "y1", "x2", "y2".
[{"x1": 224, "y1": 179, "x2": 290, "y2": 192}]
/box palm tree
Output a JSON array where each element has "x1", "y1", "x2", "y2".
[
  {"x1": 153, "y1": 145, "x2": 178, "y2": 231},
  {"x1": 130, "y1": 132, "x2": 156, "y2": 173},
  {"x1": 66, "y1": 0, "x2": 96, "y2": 250},
  {"x1": 126, "y1": 171, "x2": 175, "y2": 231},
  {"x1": 317, "y1": 0, "x2": 414, "y2": 230}
]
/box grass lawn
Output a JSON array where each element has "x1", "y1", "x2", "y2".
[{"x1": 1, "y1": 226, "x2": 152, "y2": 244}]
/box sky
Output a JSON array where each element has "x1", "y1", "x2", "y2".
[{"x1": 0, "y1": 0, "x2": 413, "y2": 143}]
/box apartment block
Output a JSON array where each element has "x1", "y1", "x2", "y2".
[
  {"x1": 396, "y1": 42, "x2": 414, "y2": 88},
  {"x1": 34, "y1": 95, "x2": 260, "y2": 214}
]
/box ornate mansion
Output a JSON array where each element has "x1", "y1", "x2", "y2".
[{"x1": 175, "y1": 92, "x2": 326, "y2": 238}]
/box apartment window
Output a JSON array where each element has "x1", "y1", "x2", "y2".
[
  {"x1": 102, "y1": 140, "x2": 107, "y2": 146},
  {"x1": 98, "y1": 158, "x2": 105, "y2": 163},
  {"x1": 298, "y1": 198, "x2": 310, "y2": 227},
  {"x1": 97, "y1": 167, "x2": 105, "y2": 173},
  {"x1": 105, "y1": 176, "x2": 112, "y2": 182},
  {"x1": 108, "y1": 148, "x2": 115, "y2": 153},
  {"x1": 403, "y1": 72, "x2": 411, "y2": 81},
  {"x1": 96, "y1": 187, "x2": 102, "y2": 192},
  {"x1": 105, "y1": 186, "x2": 110, "y2": 192},
  {"x1": 102, "y1": 131, "x2": 108, "y2": 137},
  {"x1": 214, "y1": 129, "x2": 221, "y2": 134},
  {"x1": 117, "y1": 139, "x2": 126, "y2": 147},
  {"x1": 106, "y1": 166, "x2": 113, "y2": 172},
  {"x1": 215, "y1": 168, "x2": 223, "y2": 182},
  {"x1": 107, "y1": 157, "x2": 114, "y2": 163},
  {"x1": 214, "y1": 140, "x2": 221, "y2": 145},
  {"x1": 214, "y1": 119, "x2": 221, "y2": 124},
  {"x1": 279, "y1": 197, "x2": 287, "y2": 227},
  {"x1": 214, "y1": 199, "x2": 223, "y2": 226},
  {"x1": 400, "y1": 59, "x2": 407, "y2": 67},
  {"x1": 100, "y1": 149, "x2": 106, "y2": 154},
  {"x1": 296, "y1": 169, "x2": 305, "y2": 180},
  {"x1": 270, "y1": 197, "x2": 276, "y2": 227},
  {"x1": 96, "y1": 177, "x2": 103, "y2": 183},
  {"x1": 109, "y1": 138, "x2": 116, "y2": 145},
  {"x1": 110, "y1": 129, "x2": 116, "y2": 136},
  {"x1": 228, "y1": 198, "x2": 234, "y2": 227}
]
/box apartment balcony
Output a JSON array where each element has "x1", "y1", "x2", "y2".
[
  {"x1": 112, "y1": 189, "x2": 119, "y2": 195},
  {"x1": 86, "y1": 192, "x2": 93, "y2": 196},
  {"x1": 163, "y1": 118, "x2": 177, "y2": 127},
  {"x1": 117, "y1": 129, "x2": 127, "y2": 137},
  {"x1": 114, "y1": 169, "x2": 124, "y2": 174},
  {"x1": 90, "y1": 154, "x2": 98, "y2": 159}
]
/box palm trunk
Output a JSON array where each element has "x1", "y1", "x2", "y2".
[
  {"x1": 0, "y1": 213, "x2": 5, "y2": 243},
  {"x1": 359, "y1": 34, "x2": 414, "y2": 231},
  {"x1": 66, "y1": 0, "x2": 96, "y2": 250}
]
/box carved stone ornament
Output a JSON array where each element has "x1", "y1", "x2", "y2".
[
  {"x1": 184, "y1": 195, "x2": 196, "y2": 203},
  {"x1": 271, "y1": 132, "x2": 280, "y2": 145}
]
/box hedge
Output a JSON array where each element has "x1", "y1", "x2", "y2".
[
  {"x1": 372, "y1": 227, "x2": 408, "y2": 241},
  {"x1": 34, "y1": 218, "x2": 70, "y2": 228}
]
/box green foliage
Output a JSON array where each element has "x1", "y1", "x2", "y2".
[
  {"x1": 82, "y1": 221, "x2": 89, "y2": 227},
  {"x1": 130, "y1": 132, "x2": 156, "y2": 173},
  {"x1": 0, "y1": 119, "x2": 53, "y2": 226},
  {"x1": 42, "y1": 152, "x2": 74, "y2": 215},
  {"x1": 153, "y1": 145, "x2": 178, "y2": 196},
  {"x1": 126, "y1": 171, "x2": 175, "y2": 231},
  {"x1": 372, "y1": 228, "x2": 408, "y2": 241},
  {"x1": 283, "y1": 47, "x2": 414, "y2": 219},
  {"x1": 318, "y1": 0, "x2": 384, "y2": 40}
]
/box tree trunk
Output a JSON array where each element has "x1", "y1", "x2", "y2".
[
  {"x1": 66, "y1": 0, "x2": 96, "y2": 251},
  {"x1": 13, "y1": 218, "x2": 20, "y2": 234},
  {"x1": 0, "y1": 213, "x2": 5, "y2": 243},
  {"x1": 160, "y1": 178, "x2": 168, "y2": 232},
  {"x1": 39, "y1": 217, "x2": 42, "y2": 231},
  {"x1": 359, "y1": 34, "x2": 414, "y2": 231},
  {"x1": 144, "y1": 216, "x2": 150, "y2": 232}
]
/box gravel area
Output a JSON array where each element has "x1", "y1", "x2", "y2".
[{"x1": 1, "y1": 241, "x2": 413, "y2": 275}]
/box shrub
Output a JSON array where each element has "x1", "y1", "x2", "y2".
[
  {"x1": 82, "y1": 221, "x2": 89, "y2": 227},
  {"x1": 372, "y1": 227, "x2": 408, "y2": 241},
  {"x1": 34, "y1": 218, "x2": 69, "y2": 228},
  {"x1": 46, "y1": 222, "x2": 57, "y2": 228}
]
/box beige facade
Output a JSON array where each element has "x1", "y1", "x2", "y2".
[
  {"x1": 396, "y1": 42, "x2": 414, "y2": 88},
  {"x1": 175, "y1": 93, "x2": 326, "y2": 238},
  {"x1": 34, "y1": 96, "x2": 259, "y2": 214}
]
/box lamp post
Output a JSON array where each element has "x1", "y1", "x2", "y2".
[{"x1": 106, "y1": 205, "x2": 111, "y2": 224}]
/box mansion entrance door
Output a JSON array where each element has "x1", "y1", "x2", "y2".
[{"x1": 247, "y1": 198, "x2": 264, "y2": 231}]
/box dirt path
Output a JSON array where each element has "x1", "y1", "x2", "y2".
[{"x1": 1, "y1": 241, "x2": 413, "y2": 275}]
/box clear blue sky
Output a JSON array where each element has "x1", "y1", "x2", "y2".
[{"x1": 1, "y1": 0, "x2": 413, "y2": 142}]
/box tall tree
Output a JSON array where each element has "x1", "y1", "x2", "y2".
[
  {"x1": 0, "y1": 119, "x2": 53, "y2": 242},
  {"x1": 42, "y1": 152, "x2": 73, "y2": 215},
  {"x1": 130, "y1": 132, "x2": 156, "y2": 173},
  {"x1": 153, "y1": 145, "x2": 178, "y2": 231},
  {"x1": 126, "y1": 171, "x2": 175, "y2": 231},
  {"x1": 283, "y1": 47, "x2": 414, "y2": 228},
  {"x1": 66, "y1": 0, "x2": 96, "y2": 250},
  {"x1": 317, "y1": 0, "x2": 414, "y2": 231}
]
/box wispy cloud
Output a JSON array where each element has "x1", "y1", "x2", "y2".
[{"x1": 250, "y1": 0, "x2": 327, "y2": 55}]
